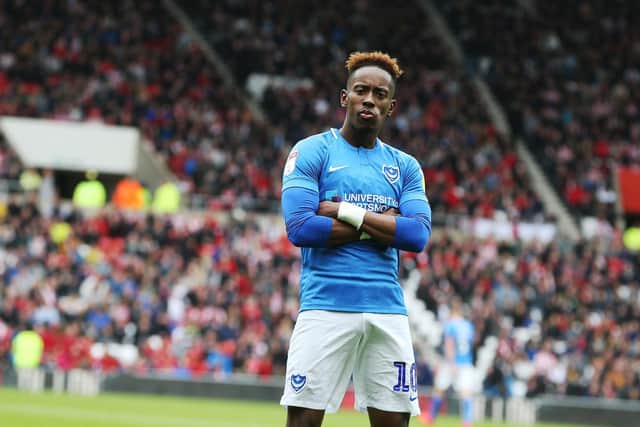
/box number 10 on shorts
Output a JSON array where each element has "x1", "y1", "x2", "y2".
[{"x1": 393, "y1": 361, "x2": 417, "y2": 393}]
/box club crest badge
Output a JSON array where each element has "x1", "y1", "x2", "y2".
[
  {"x1": 291, "y1": 374, "x2": 307, "y2": 393},
  {"x1": 382, "y1": 164, "x2": 400, "y2": 184}
]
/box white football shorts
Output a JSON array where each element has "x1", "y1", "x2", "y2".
[
  {"x1": 280, "y1": 310, "x2": 420, "y2": 416},
  {"x1": 434, "y1": 364, "x2": 476, "y2": 393}
]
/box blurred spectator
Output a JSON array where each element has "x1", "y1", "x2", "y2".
[
  {"x1": 11, "y1": 322, "x2": 43, "y2": 368},
  {"x1": 151, "y1": 180, "x2": 181, "y2": 214},
  {"x1": 38, "y1": 169, "x2": 57, "y2": 218},
  {"x1": 72, "y1": 170, "x2": 106, "y2": 209},
  {"x1": 112, "y1": 177, "x2": 145, "y2": 211},
  {"x1": 19, "y1": 168, "x2": 41, "y2": 192}
]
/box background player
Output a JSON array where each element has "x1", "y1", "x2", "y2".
[
  {"x1": 425, "y1": 298, "x2": 476, "y2": 427},
  {"x1": 279, "y1": 51, "x2": 432, "y2": 427}
]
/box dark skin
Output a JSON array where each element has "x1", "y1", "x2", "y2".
[
  {"x1": 286, "y1": 65, "x2": 411, "y2": 427},
  {"x1": 286, "y1": 406, "x2": 409, "y2": 427}
]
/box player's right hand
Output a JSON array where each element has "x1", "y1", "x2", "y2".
[{"x1": 317, "y1": 200, "x2": 340, "y2": 218}]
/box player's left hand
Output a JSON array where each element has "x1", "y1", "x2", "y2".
[{"x1": 381, "y1": 207, "x2": 400, "y2": 216}]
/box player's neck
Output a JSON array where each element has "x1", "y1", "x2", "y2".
[{"x1": 339, "y1": 125, "x2": 378, "y2": 149}]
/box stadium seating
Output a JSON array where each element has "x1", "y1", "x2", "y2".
[
  {"x1": 0, "y1": 197, "x2": 298, "y2": 378},
  {"x1": 413, "y1": 230, "x2": 640, "y2": 398},
  {"x1": 0, "y1": 0, "x2": 280, "y2": 210},
  {"x1": 2, "y1": 191, "x2": 638, "y2": 399},
  {"x1": 183, "y1": 0, "x2": 547, "y2": 222},
  {"x1": 0, "y1": 0, "x2": 545, "y2": 220},
  {"x1": 436, "y1": 0, "x2": 640, "y2": 225}
]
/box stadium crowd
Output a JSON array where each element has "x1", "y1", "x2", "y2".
[
  {"x1": 185, "y1": 0, "x2": 547, "y2": 222},
  {"x1": 0, "y1": 196, "x2": 299, "y2": 379},
  {"x1": 0, "y1": 0, "x2": 546, "y2": 221},
  {"x1": 413, "y1": 232, "x2": 640, "y2": 399},
  {"x1": 1, "y1": 0, "x2": 640, "y2": 405},
  {"x1": 0, "y1": 190, "x2": 638, "y2": 401},
  {"x1": 0, "y1": 0, "x2": 280, "y2": 210},
  {"x1": 437, "y1": 0, "x2": 640, "y2": 224}
]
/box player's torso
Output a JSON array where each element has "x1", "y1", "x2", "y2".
[
  {"x1": 451, "y1": 320, "x2": 474, "y2": 365},
  {"x1": 319, "y1": 136, "x2": 402, "y2": 209},
  {"x1": 295, "y1": 130, "x2": 407, "y2": 314}
]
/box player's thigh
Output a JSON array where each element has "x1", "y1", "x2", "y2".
[
  {"x1": 281, "y1": 310, "x2": 362, "y2": 412},
  {"x1": 353, "y1": 313, "x2": 419, "y2": 416},
  {"x1": 454, "y1": 366, "x2": 476, "y2": 395},
  {"x1": 435, "y1": 364, "x2": 454, "y2": 391}
]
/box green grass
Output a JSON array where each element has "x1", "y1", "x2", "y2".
[{"x1": 0, "y1": 387, "x2": 589, "y2": 427}]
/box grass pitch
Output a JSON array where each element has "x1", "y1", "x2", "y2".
[{"x1": 0, "y1": 387, "x2": 591, "y2": 427}]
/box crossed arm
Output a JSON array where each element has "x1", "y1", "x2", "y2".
[{"x1": 282, "y1": 187, "x2": 431, "y2": 252}]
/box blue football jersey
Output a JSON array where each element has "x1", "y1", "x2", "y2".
[
  {"x1": 444, "y1": 318, "x2": 474, "y2": 366},
  {"x1": 282, "y1": 129, "x2": 428, "y2": 315}
]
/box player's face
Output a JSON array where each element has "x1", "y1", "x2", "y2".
[{"x1": 341, "y1": 66, "x2": 396, "y2": 132}]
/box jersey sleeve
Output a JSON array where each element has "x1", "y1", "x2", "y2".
[
  {"x1": 282, "y1": 138, "x2": 325, "y2": 192},
  {"x1": 281, "y1": 186, "x2": 332, "y2": 247},
  {"x1": 399, "y1": 155, "x2": 428, "y2": 205}
]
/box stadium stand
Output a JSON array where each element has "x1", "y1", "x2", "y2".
[
  {"x1": 2, "y1": 191, "x2": 638, "y2": 400},
  {"x1": 436, "y1": 0, "x2": 640, "y2": 225},
  {"x1": 183, "y1": 0, "x2": 547, "y2": 222},
  {"x1": 413, "y1": 231, "x2": 640, "y2": 399},
  {"x1": 0, "y1": 0, "x2": 280, "y2": 210},
  {"x1": 0, "y1": 0, "x2": 548, "y2": 220},
  {"x1": 0, "y1": 196, "x2": 298, "y2": 379},
  {"x1": 1, "y1": 0, "x2": 640, "y2": 408}
]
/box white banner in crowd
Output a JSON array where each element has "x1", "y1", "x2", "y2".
[
  {"x1": 461, "y1": 217, "x2": 557, "y2": 243},
  {"x1": 0, "y1": 116, "x2": 139, "y2": 174}
]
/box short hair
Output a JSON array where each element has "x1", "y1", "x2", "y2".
[
  {"x1": 451, "y1": 297, "x2": 464, "y2": 314},
  {"x1": 345, "y1": 51, "x2": 404, "y2": 81}
]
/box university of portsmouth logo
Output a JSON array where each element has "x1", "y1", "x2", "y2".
[
  {"x1": 290, "y1": 374, "x2": 307, "y2": 393},
  {"x1": 382, "y1": 164, "x2": 400, "y2": 184}
]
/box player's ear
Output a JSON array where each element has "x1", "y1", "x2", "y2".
[
  {"x1": 340, "y1": 89, "x2": 348, "y2": 108},
  {"x1": 387, "y1": 99, "x2": 397, "y2": 117}
]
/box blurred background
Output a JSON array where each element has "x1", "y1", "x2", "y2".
[{"x1": 1, "y1": 1, "x2": 639, "y2": 426}]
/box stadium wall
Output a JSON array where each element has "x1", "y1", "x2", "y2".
[
  {"x1": 3, "y1": 367, "x2": 639, "y2": 426},
  {"x1": 102, "y1": 373, "x2": 283, "y2": 402},
  {"x1": 536, "y1": 395, "x2": 640, "y2": 427}
]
